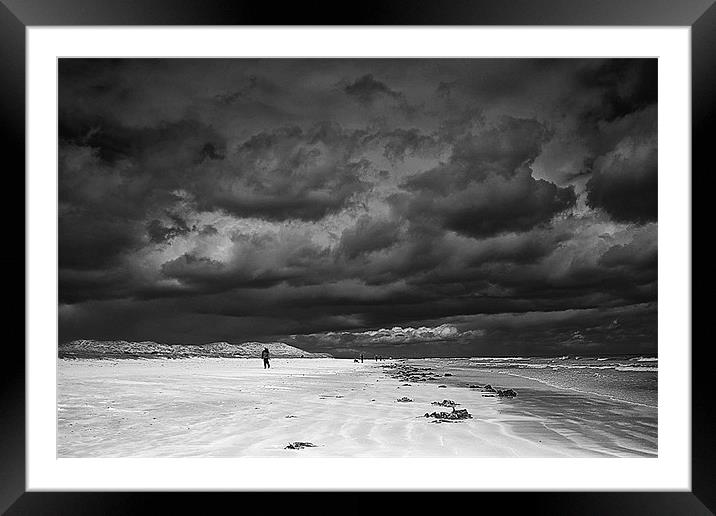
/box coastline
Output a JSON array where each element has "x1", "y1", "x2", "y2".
[
  {"x1": 389, "y1": 359, "x2": 657, "y2": 457},
  {"x1": 58, "y1": 357, "x2": 656, "y2": 458}
]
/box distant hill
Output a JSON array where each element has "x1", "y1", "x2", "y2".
[{"x1": 59, "y1": 339, "x2": 333, "y2": 359}]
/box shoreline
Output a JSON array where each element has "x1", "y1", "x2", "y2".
[
  {"x1": 57, "y1": 357, "x2": 656, "y2": 458},
  {"x1": 395, "y1": 358, "x2": 657, "y2": 408},
  {"x1": 389, "y1": 359, "x2": 657, "y2": 456}
]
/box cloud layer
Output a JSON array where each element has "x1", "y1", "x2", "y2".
[{"x1": 58, "y1": 59, "x2": 657, "y2": 356}]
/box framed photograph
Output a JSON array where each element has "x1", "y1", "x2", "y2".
[{"x1": 3, "y1": 0, "x2": 710, "y2": 512}]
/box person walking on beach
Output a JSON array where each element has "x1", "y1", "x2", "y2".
[
  {"x1": 360, "y1": 353, "x2": 364, "y2": 363},
  {"x1": 261, "y1": 347, "x2": 270, "y2": 369}
]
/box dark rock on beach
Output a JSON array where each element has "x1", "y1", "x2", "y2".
[
  {"x1": 497, "y1": 389, "x2": 517, "y2": 397},
  {"x1": 431, "y1": 399, "x2": 459, "y2": 407},
  {"x1": 483, "y1": 384, "x2": 496, "y2": 393},
  {"x1": 285, "y1": 442, "x2": 317, "y2": 450},
  {"x1": 424, "y1": 407, "x2": 472, "y2": 421},
  {"x1": 383, "y1": 363, "x2": 446, "y2": 384},
  {"x1": 396, "y1": 397, "x2": 413, "y2": 403}
]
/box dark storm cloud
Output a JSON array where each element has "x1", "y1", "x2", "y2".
[
  {"x1": 198, "y1": 142, "x2": 225, "y2": 161},
  {"x1": 376, "y1": 128, "x2": 443, "y2": 162},
  {"x1": 213, "y1": 74, "x2": 281, "y2": 105},
  {"x1": 576, "y1": 59, "x2": 657, "y2": 123},
  {"x1": 59, "y1": 213, "x2": 141, "y2": 271},
  {"x1": 599, "y1": 224, "x2": 657, "y2": 271},
  {"x1": 337, "y1": 216, "x2": 402, "y2": 259},
  {"x1": 160, "y1": 254, "x2": 225, "y2": 282},
  {"x1": 343, "y1": 74, "x2": 403, "y2": 104},
  {"x1": 398, "y1": 117, "x2": 576, "y2": 238},
  {"x1": 192, "y1": 124, "x2": 371, "y2": 221},
  {"x1": 146, "y1": 214, "x2": 194, "y2": 243},
  {"x1": 58, "y1": 58, "x2": 658, "y2": 356},
  {"x1": 586, "y1": 139, "x2": 657, "y2": 223}
]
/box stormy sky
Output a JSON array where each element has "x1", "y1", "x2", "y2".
[{"x1": 58, "y1": 59, "x2": 657, "y2": 357}]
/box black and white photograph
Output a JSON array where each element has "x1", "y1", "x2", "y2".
[{"x1": 57, "y1": 58, "x2": 658, "y2": 458}]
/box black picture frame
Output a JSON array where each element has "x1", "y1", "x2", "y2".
[{"x1": 1, "y1": 0, "x2": 710, "y2": 513}]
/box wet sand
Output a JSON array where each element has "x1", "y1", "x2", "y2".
[{"x1": 393, "y1": 359, "x2": 657, "y2": 457}]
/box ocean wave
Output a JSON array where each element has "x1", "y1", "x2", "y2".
[
  {"x1": 552, "y1": 364, "x2": 611, "y2": 370},
  {"x1": 468, "y1": 362, "x2": 548, "y2": 369},
  {"x1": 468, "y1": 362, "x2": 658, "y2": 372},
  {"x1": 496, "y1": 363, "x2": 550, "y2": 369},
  {"x1": 468, "y1": 357, "x2": 528, "y2": 361},
  {"x1": 501, "y1": 372, "x2": 658, "y2": 408}
]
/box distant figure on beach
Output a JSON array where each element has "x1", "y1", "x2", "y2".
[
  {"x1": 261, "y1": 347, "x2": 270, "y2": 369},
  {"x1": 360, "y1": 353, "x2": 364, "y2": 363},
  {"x1": 374, "y1": 355, "x2": 378, "y2": 362}
]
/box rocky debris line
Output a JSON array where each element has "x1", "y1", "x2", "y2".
[
  {"x1": 382, "y1": 363, "x2": 443, "y2": 383},
  {"x1": 431, "y1": 399, "x2": 459, "y2": 407},
  {"x1": 60, "y1": 339, "x2": 332, "y2": 359},
  {"x1": 396, "y1": 397, "x2": 413, "y2": 403},
  {"x1": 381, "y1": 363, "x2": 518, "y2": 398},
  {"x1": 424, "y1": 407, "x2": 473, "y2": 421},
  {"x1": 479, "y1": 384, "x2": 517, "y2": 397},
  {"x1": 285, "y1": 442, "x2": 317, "y2": 450}
]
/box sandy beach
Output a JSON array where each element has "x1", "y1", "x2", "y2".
[{"x1": 57, "y1": 358, "x2": 656, "y2": 458}]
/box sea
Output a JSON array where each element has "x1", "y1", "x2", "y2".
[{"x1": 431, "y1": 355, "x2": 657, "y2": 407}]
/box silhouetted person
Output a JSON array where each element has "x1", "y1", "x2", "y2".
[
  {"x1": 360, "y1": 353, "x2": 364, "y2": 363},
  {"x1": 261, "y1": 347, "x2": 270, "y2": 369}
]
